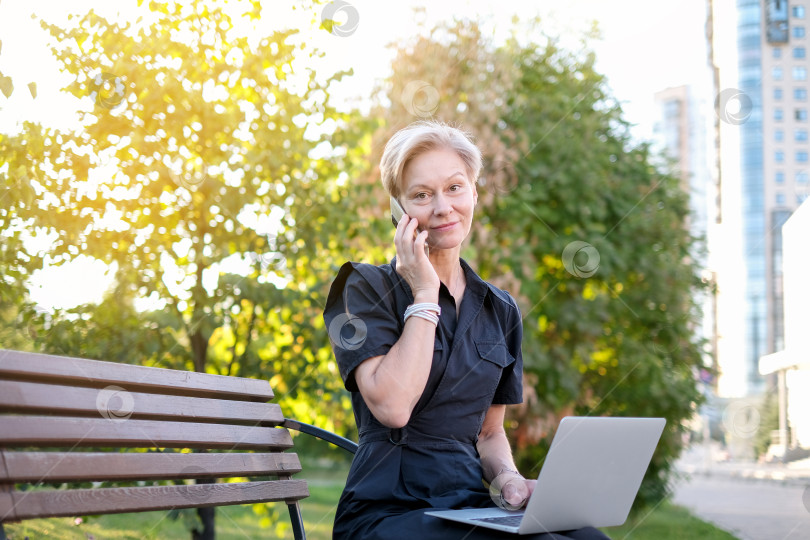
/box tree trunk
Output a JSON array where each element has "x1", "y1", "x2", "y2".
[{"x1": 190, "y1": 324, "x2": 208, "y2": 374}]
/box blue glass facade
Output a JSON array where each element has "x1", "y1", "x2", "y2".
[{"x1": 738, "y1": 0, "x2": 767, "y2": 392}]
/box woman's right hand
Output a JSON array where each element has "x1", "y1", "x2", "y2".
[
  {"x1": 394, "y1": 214, "x2": 440, "y2": 300},
  {"x1": 353, "y1": 213, "x2": 440, "y2": 428}
]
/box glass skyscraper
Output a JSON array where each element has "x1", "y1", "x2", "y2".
[{"x1": 733, "y1": 0, "x2": 808, "y2": 394}]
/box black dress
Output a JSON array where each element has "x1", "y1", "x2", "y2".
[{"x1": 323, "y1": 257, "x2": 610, "y2": 540}]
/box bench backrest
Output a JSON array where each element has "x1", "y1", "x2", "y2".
[{"x1": 0, "y1": 349, "x2": 308, "y2": 528}]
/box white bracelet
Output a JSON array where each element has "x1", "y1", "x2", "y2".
[
  {"x1": 404, "y1": 309, "x2": 440, "y2": 325},
  {"x1": 406, "y1": 311, "x2": 440, "y2": 325},
  {"x1": 404, "y1": 303, "x2": 441, "y2": 317},
  {"x1": 404, "y1": 302, "x2": 441, "y2": 326}
]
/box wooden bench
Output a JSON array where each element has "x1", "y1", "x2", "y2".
[{"x1": 0, "y1": 349, "x2": 357, "y2": 540}]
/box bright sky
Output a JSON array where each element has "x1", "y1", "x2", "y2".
[{"x1": 0, "y1": 0, "x2": 731, "y2": 310}]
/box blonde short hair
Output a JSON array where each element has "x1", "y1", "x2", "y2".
[{"x1": 380, "y1": 121, "x2": 483, "y2": 199}]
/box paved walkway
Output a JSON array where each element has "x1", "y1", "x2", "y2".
[
  {"x1": 673, "y1": 444, "x2": 810, "y2": 540},
  {"x1": 672, "y1": 476, "x2": 810, "y2": 539}
]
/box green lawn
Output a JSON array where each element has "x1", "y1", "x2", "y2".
[
  {"x1": 4, "y1": 469, "x2": 738, "y2": 540},
  {"x1": 601, "y1": 502, "x2": 739, "y2": 540}
]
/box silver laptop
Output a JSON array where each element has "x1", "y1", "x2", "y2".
[{"x1": 426, "y1": 416, "x2": 665, "y2": 535}]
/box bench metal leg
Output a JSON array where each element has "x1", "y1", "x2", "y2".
[
  {"x1": 192, "y1": 506, "x2": 215, "y2": 540},
  {"x1": 287, "y1": 501, "x2": 306, "y2": 540}
]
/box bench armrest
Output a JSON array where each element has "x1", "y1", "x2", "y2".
[{"x1": 281, "y1": 419, "x2": 358, "y2": 455}]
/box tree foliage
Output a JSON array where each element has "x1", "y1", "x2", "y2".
[
  {"x1": 2, "y1": 0, "x2": 364, "y2": 536},
  {"x1": 9, "y1": 0, "x2": 362, "y2": 411},
  {"x1": 503, "y1": 37, "x2": 706, "y2": 507}
]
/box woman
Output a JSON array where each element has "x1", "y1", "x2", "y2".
[{"x1": 323, "y1": 121, "x2": 609, "y2": 539}]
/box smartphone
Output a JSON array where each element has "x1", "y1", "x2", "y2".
[{"x1": 390, "y1": 196, "x2": 429, "y2": 256}]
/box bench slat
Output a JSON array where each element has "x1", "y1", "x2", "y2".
[
  {"x1": 0, "y1": 349, "x2": 272, "y2": 401},
  {"x1": 0, "y1": 416, "x2": 293, "y2": 450},
  {"x1": 0, "y1": 451, "x2": 302, "y2": 483},
  {"x1": 0, "y1": 480, "x2": 309, "y2": 521},
  {"x1": 0, "y1": 380, "x2": 284, "y2": 424}
]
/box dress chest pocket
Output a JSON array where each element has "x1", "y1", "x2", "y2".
[
  {"x1": 459, "y1": 338, "x2": 515, "y2": 401},
  {"x1": 474, "y1": 339, "x2": 515, "y2": 368}
]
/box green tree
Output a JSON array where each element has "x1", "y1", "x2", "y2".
[
  {"x1": 754, "y1": 390, "x2": 778, "y2": 459},
  {"x1": 1, "y1": 0, "x2": 366, "y2": 537},
  {"x1": 499, "y1": 31, "x2": 707, "y2": 507},
  {"x1": 0, "y1": 123, "x2": 52, "y2": 336}
]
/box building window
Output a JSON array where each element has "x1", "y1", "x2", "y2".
[
  {"x1": 793, "y1": 66, "x2": 808, "y2": 80},
  {"x1": 774, "y1": 47, "x2": 783, "y2": 58},
  {"x1": 795, "y1": 26, "x2": 806, "y2": 38},
  {"x1": 794, "y1": 6, "x2": 806, "y2": 18},
  {"x1": 796, "y1": 87, "x2": 808, "y2": 100},
  {"x1": 798, "y1": 171, "x2": 809, "y2": 183},
  {"x1": 775, "y1": 108, "x2": 784, "y2": 121},
  {"x1": 774, "y1": 66, "x2": 784, "y2": 80},
  {"x1": 776, "y1": 150, "x2": 785, "y2": 162},
  {"x1": 776, "y1": 129, "x2": 785, "y2": 141},
  {"x1": 799, "y1": 193, "x2": 809, "y2": 203},
  {"x1": 776, "y1": 192, "x2": 786, "y2": 205},
  {"x1": 664, "y1": 99, "x2": 680, "y2": 118},
  {"x1": 796, "y1": 129, "x2": 809, "y2": 141},
  {"x1": 797, "y1": 151, "x2": 809, "y2": 162},
  {"x1": 776, "y1": 171, "x2": 786, "y2": 183},
  {"x1": 775, "y1": 87, "x2": 783, "y2": 100},
  {"x1": 796, "y1": 108, "x2": 809, "y2": 121},
  {"x1": 795, "y1": 47, "x2": 807, "y2": 58}
]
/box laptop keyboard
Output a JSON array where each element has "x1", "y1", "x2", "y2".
[{"x1": 473, "y1": 514, "x2": 524, "y2": 527}]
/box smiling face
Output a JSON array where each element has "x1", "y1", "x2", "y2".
[{"x1": 399, "y1": 146, "x2": 478, "y2": 252}]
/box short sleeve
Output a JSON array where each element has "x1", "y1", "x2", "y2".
[
  {"x1": 323, "y1": 262, "x2": 402, "y2": 392},
  {"x1": 491, "y1": 292, "x2": 524, "y2": 405}
]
